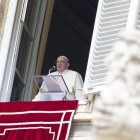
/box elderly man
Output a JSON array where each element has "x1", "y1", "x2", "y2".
[{"x1": 33, "y1": 55, "x2": 86, "y2": 101}]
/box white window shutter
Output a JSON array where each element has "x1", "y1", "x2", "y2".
[
  {"x1": 83, "y1": 0, "x2": 132, "y2": 94},
  {"x1": 136, "y1": 11, "x2": 140, "y2": 30}
]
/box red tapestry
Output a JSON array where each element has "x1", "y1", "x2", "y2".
[{"x1": 0, "y1": 101, "x2": 78, "y2": 140}]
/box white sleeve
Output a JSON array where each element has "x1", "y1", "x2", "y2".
[
  {"x1": 75, "y1": 73, "x2": 83, "y2": 90},
  {"x1": 74, "y1": 73, "x2": 87, "y2": 101}
]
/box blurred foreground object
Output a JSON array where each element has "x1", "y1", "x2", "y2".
[{"x1": 93, "y1": 30, "x2": 140, "y2": 140}]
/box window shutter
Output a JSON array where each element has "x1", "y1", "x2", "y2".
[
  {"x1": 136, "y1": 11, "x2": 140, "y2": 30},
  {"x1": 83, "y1": 0, "x2": 131, "y2": 94}
]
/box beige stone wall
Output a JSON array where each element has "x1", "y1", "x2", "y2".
[{"x1": 0, "y1": 0, "x2": 9, "y2": 48}]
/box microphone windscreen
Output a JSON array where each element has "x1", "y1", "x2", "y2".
[{"x1": 52, "y1": 66, "x2": 56, "y2": 70}]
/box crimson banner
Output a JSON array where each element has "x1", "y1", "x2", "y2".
[{"x1": 0, "y1": 101, "x2": 78, "y2": 140}]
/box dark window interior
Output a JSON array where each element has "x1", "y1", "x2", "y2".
[{"x1": 41, "y1": 0, "x2": 98, "y2": 80}]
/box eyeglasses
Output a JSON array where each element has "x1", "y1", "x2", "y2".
[{"x1": 56, "y1": 61, "x2": 68, "y2": 64}]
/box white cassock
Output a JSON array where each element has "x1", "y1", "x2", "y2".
[{"x1": 32, "y1": 69, "x2": 86, "y2": 101}]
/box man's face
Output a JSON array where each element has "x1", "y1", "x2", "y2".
[{"x1": 56, "y1": 56, "x2": 69, "y2": 73}]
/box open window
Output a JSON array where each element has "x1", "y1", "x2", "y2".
[
  {"x1": 10, "y1": 0, "x2": 52, "y2": 101},
  {"x1": 0, "y1": 0, "x2": 51, "y2": 101},
  {"x1": 1, "y1": 0, "x2": 140, "y2": 104},
  {"x1": 83, "y1": 0, "x2": 140, "y2": 95}
]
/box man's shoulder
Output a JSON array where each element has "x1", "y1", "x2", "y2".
[
  {"x1": 67, "y1": 69, "x2": 78, "y2": 74},
  {"x1": 67, "y1": 70, "x2": 82, "y2": 77}
]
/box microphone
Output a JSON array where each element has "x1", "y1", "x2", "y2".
[
  {"x1": 49, "y1": 66, "x2": 56, "y2": 74},
  {"x1": 50, "y1": 66, "x2": 56, "y2": 71}
]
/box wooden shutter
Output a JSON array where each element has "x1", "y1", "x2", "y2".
[{"x1": 83, "y1": 0, "x2": 132, "y2": 94}]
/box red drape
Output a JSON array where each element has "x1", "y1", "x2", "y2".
[{"x1": 0, "y1": 101, "x2": 78, "y2": 140}]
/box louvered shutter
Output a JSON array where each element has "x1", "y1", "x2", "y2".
[
  {"x1": 83, "y1": 0, "x2": 132, "y2": 94},
  {"x1": 136, "y1": 11, "x2": 140, "y2": 30}
]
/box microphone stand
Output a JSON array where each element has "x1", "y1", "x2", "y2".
[
  {"x1": 49, "y1": 66, "x2": 56, "y2": 74},
  {"x1": 48, "y1": 66, "x2": 59, "y2": 85}
]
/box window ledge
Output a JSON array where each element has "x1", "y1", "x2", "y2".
[{"x1": 73, "y1": 93, "x2": 100, "y2": 122}]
